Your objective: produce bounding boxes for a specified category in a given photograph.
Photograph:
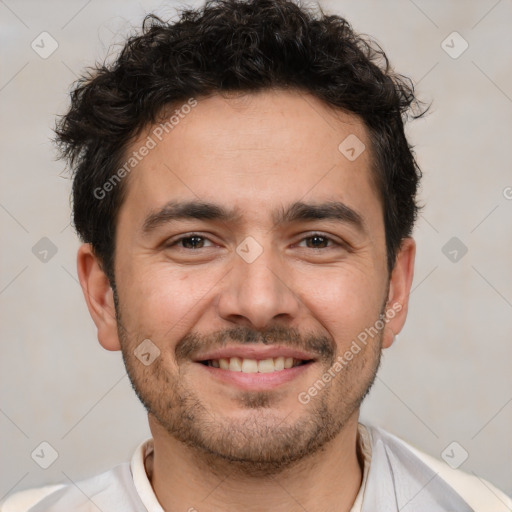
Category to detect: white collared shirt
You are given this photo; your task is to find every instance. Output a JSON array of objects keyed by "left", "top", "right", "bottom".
[{"left": 2, "top": 423, "right": 510, "bottom": 511}]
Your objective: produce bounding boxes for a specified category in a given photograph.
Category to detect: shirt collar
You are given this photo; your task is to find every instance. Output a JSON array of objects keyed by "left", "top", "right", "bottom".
[{"left": 130, "top": 423, "right": 372, "bottom": 512}]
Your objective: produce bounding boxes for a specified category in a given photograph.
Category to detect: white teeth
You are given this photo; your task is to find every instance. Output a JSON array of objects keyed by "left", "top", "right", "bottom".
[
  {"left": 258, "top": 358, "right": 275, "bottom": 373},
  {"left": 207, "top": 356, "right": 307, "bottom": 373},
  {"left": 274, "top": 356, "right": 285, "bottom": 371},
  {"left": 241, "top": 358, "right": 259, "bottom": 373},
  {"left": 229, "top": 357, "right": 242, "bottom": 372}
]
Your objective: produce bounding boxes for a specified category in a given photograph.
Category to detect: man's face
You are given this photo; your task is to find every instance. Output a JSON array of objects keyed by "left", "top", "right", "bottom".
[{"left": 102, "top": 90, "right": 398, "bottom": 472}]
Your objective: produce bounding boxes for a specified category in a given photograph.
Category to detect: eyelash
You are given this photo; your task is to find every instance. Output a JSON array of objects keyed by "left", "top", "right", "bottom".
[{"left": 167, "top": 232, "right": 345, "bottom": 250}]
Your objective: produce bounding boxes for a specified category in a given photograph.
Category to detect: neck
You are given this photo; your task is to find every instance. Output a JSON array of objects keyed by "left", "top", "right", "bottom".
[{"left": 145, "top": 413, "right": 364, "bottom": 512}]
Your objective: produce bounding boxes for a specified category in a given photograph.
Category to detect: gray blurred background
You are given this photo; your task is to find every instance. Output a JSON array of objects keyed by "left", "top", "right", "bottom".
[{"left": 1, "top": 0, "right": 511, "bottom": 501}]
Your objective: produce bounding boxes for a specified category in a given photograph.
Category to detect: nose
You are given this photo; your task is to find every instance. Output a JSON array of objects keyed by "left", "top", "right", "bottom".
[{"left": 216, "top": 240, "right": 301, "bottom": 330}]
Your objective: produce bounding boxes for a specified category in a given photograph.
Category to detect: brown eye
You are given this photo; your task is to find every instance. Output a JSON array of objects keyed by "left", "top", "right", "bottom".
[
  {"left": 298, "top": 234, "right": 339, "bottom": 249},
  {"left": 168, "top": 234, "right": 214, "bottom": 250},
  {"left": 180, "top": 236, "right": 206, "bottom": 249},
  {"left": 304, "top": 235, "right": 330, "bottom": 249}
]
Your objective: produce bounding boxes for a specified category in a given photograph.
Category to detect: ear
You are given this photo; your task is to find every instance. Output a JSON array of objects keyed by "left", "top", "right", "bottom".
[
  {"left": 76, "top": 243, "right": 121, "bottom": 351},
  {"left": 381, "top": 237, "right": 416, "bottom": 349}
]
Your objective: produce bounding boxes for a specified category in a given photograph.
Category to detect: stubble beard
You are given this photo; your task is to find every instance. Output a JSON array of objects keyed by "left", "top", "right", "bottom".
[{"left": 115, "top": 294, "right": 383, "bottom": 477}]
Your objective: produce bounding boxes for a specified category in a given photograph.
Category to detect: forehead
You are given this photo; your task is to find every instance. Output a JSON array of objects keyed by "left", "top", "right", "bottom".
[{"left": 118, "top": 89, "right": 381, "bottom": 232}]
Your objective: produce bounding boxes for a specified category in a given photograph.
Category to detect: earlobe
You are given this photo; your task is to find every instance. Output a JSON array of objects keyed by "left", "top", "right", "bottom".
[
  {"left": 76, "top": 244, "right": 121, "bottom": 351},
  {"left": 382, "top": 238, "right": 416, "bottom": 349}
]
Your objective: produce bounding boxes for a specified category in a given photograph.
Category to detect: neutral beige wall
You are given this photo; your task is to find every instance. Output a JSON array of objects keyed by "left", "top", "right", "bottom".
[{"left": 1, "top": 0, "right": 511, "bottom": 500}]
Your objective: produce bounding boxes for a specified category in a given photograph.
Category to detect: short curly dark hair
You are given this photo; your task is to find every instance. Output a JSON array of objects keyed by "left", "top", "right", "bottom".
[{"left": 55, "top": 0, "right": 424, "bottom": 283}]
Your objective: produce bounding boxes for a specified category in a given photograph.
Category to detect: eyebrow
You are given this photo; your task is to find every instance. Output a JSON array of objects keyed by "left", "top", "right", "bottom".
[{"left": 142, "top": 199, "right": 366, "bottom": 234}]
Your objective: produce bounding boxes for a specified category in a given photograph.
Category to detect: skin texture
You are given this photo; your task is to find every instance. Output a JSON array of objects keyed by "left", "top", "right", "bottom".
[{"left": 77, "top": 89, "right": 415, "bottom": 512}]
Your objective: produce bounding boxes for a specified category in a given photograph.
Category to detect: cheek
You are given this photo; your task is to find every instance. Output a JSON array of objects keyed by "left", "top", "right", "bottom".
[
  {"left": 298, "top": 266, "right": 385, "bottom": 348},
  {"left": 117, "top": 262, "right": 221, "bottom": 336},
  {"left": 116, "top": 246, "right": 387, "bottom": 351}
]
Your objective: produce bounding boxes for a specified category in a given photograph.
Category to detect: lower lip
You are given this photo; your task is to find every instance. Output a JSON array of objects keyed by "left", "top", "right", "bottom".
[{"left": 196, "top": 362, "right": 315, "bottom": 391}]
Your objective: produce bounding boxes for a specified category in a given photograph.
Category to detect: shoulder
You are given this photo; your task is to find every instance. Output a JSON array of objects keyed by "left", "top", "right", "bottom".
[
  {"left": 364, "top": 424, "right": 512, "bottom": 512},
  {"left": 0, "top": 439, "right": 155, "bottom": 512},
  {"left": 0, "top": 463, "right": 137, "bottom": 512},
  {"left": 0, "top": 485, "right": 65, "bottom": 512},
  {"left": 406, "top": 442, "right": 512, "bottom": 512}
]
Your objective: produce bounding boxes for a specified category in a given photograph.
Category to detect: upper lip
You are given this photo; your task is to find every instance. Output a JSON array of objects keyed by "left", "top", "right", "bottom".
[{"left": 193, "top": 345, "right": 317, "bottom": 362}]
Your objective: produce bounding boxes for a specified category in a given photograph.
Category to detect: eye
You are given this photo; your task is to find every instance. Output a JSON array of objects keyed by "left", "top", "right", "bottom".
[
  {"left": 296, "top": 233, "right": 343, "bottom": 250},
  {"left": 165, "top": 232, "right": 346, "bottom": 252},
  {"left": 167, "top": 234, "right": 215, "bottom": 250}
]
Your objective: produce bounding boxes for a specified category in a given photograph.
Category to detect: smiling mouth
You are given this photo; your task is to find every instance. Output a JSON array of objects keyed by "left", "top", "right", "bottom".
[{"left": 199, "top": 356, "right": 313, "bottom": 373}]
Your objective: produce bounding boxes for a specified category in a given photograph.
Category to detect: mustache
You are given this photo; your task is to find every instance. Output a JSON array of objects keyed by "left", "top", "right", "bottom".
[{"left": 175, "top": 325, "right": 335, "bottom": 363}]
